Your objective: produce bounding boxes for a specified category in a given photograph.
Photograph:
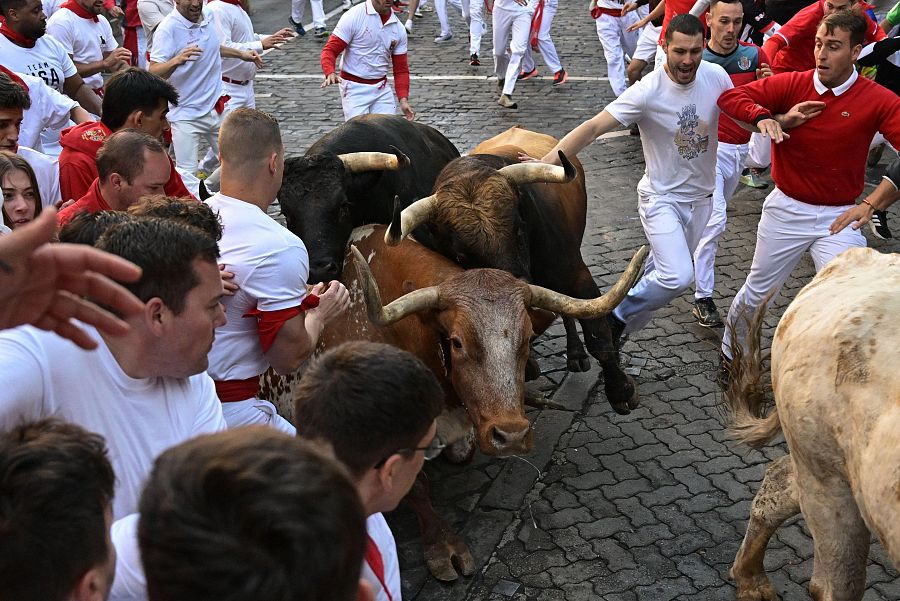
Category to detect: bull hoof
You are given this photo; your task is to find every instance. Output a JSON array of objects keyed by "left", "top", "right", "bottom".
[
  {"left": 606, "top": 376, "right": 639, "bottom": 415},
  {"left": 566, "top": 355, "right": 592, "bottom": 372},
  {"left": 730, "top": 569, "right": 779, "bottom": 601},
  {"left": 424, "top": 536, "right": 476, "bottom": 581}
]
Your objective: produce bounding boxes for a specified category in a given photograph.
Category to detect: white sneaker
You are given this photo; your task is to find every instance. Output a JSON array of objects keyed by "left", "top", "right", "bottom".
[
  {"left": 434, "top": 32, "right": 452, "bottom": 43},
  {"left": 405, "top": 19, "right": 413, "bottom": 32},
  {"left": 414, "top": 7, "right": 423, "bottom": 16},
  {"left": 342, "top": 0, "right": 352, "bottom": 9}
]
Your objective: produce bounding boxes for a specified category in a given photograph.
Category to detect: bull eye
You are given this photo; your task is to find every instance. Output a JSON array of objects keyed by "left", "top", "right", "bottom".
[{"left": 450, "top": 336, "right": 463, "bottom": 350}]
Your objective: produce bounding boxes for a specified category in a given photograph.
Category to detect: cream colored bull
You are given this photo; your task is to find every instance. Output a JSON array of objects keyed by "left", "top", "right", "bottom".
[{"left": 725, "top": 247, "right": 900, "bottom": 601}]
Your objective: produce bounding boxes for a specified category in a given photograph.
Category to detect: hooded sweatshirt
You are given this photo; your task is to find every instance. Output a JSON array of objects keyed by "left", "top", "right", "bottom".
[{"left": 58, "top": 121, "right": 195, "bottom": 201}]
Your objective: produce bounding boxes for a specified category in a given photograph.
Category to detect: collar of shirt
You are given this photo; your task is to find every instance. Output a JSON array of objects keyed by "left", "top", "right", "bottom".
[
  {"left": 171, "top": 7, "right": 210, "bottom": 30},
  {"left": 365, "top": 0, "right": 400, "bottom": 26},
  {"left": 813, "top": 67, "right": 858, "bottom": 96}
]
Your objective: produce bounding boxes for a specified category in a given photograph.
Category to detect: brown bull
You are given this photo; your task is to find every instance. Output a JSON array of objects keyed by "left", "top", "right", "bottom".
[
  {"left": 320, "top": 224, "right": 647, "bottom": 581},
  {"left": 386, "top": 126, "right": 641, "bottom": 415},
  {"left": 725, "top": 247, "right": 900, "bottom": 601}
]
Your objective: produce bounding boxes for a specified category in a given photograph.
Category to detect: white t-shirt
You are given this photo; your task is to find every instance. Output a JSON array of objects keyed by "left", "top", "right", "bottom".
[
  {"left": 205, "top": 193, "right": 309, "bottom": 383},
  {"left": 333, "top": 0, "right": 408, "bottom": 79},
  {"left": 17, "top": 145, "right": 62, "bottom": 207},
  {"left": 206, "top": 0, "right": 262, "bottom": 82},
  {"left": 150, "top": 9, "right": 224, "bottom": 121},
  {"left": 0, "top": 324, "right": 227, "bottom": 519},
  {"left": 46, "top": 7, "right": 118, "bottom": 90},
  {"left": 493, "top": 0, "right": 536, "bottom": 13},
  {"left": 363, "top": 513, "right": 402, "bottom": 601},
  {"left": 42, "top": 0, "right": 64, "bottom": 18},
  {"left": 137, "top": 0, "right": 175, "bottom": 51},
  {"left": 605, "top": 60, "right": 733, "bottom": 199},
  {"left": 0, "top": 33, "right": 78, "bottom": 92},
  {"left": 18, "top": 71, "right": 78, "bottom": 152},
  {"left": 109, "top": 514, "right": 146, "bottom": 601}
]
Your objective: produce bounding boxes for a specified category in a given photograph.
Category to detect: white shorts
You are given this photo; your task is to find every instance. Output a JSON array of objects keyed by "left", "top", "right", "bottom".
[
  {"left": 634, "top": 23, "right": 661, "bottom": 63},
  {"left": 222, "top": 397, "right": 296, "bottom": 435}
]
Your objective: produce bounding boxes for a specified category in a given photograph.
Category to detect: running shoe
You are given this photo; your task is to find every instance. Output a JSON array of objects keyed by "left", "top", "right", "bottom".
[
  {"left": 414, "top": 7, "right": 423, "bottom": 16},
  {"left": 518, "top": 67, "right": 538, "bottom": 80},
  {"left": 497, "top": 94, "right": 517, "bottom": 109},
  {"left": 692, "top": 297, "right": 724, "bottom": 328},
  {"left": 342, "top": 0, "right": 352, "bottom": 8},
  {"left": 470, "top": 53, "right": 480, "bottom": 66},
  {"left": 739, "top": 167, "right": 769, "bottom": 189},
  {"left": 314, "top": 26, "right": 329, "bottom": 38},
  {"left": 869, "top": 209, "right": 893, "bottom": 239},
  {"left": 434, "top": 32, "right": 453, "bottom": 42},
  {"left": 405, "top": 19, "right": 413, "bottom": 32},
  {"left": 289, "top": 17, "right": 306, "bottom": 35},
  {"left": 552, "top": 68, "right": 568, "bottom": 85}
]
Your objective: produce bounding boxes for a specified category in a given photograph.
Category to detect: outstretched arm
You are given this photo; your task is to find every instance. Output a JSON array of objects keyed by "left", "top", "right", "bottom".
[{"left": 537, "top": 111, "right": 625, "bottom": 164}]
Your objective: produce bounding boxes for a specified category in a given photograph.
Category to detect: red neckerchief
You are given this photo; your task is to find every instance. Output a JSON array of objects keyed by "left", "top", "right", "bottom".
[
  {"left": 365, "top": 535, "right": 394, "bottom": 601},
  {"left": 0, "top": 65, "right": 28, "bottom": 91},
  {"left": 209, "top": 0, "right": 246, "bottom": 10},
  {"left": 0, "top": 20, "right": 37, "bottom": 48},
  {"left": 60, "top": 0, "right": 99, "bottom": 22}
]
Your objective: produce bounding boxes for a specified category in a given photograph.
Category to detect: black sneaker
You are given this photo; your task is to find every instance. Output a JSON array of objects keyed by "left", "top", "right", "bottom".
[
  {"left": 869, "top": 210, "right": 893, "bottom": 240},
  {"left": 716, "top": 354, "right": 731, "bottom": 391},
  {"left": 692, "top": 297, "right": 724, "bottom": 328},
  {"left": 606, "top": 313, "right": 626, "bottom": 351},
  {"left": 289, "top": 17, "right": 306, "bottom": 35},
  {"left": 469, "top": 53, "right": 480, "bottom": 66}
]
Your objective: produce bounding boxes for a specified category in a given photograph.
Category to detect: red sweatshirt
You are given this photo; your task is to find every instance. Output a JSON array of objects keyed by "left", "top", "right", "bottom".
[
  {"left": 320, "top": 30, "right": 410, "bottom": 99},
  {"left": 57, "top": 179, "right": 111, "bottom": 227},
  {"left": 58, "top": 121, "right": 195, "bottom": 201},
  {"left": 718, "top": 70, "right": 900, "bottom": 205},
  {"left": 762, "top": 1, "right": 884, "bottom": 74}
]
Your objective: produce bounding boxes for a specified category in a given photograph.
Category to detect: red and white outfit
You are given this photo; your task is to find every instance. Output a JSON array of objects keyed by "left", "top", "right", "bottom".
[
  {"left": 321, "top": 0, "right": 410, "bottom": 121},
  {"left": 605, "top": 61, "right": 732, "bottom": 334},
  {"left": 2, "top": 68, "right": 78, "bottom": 153},
  {"left": 718, "top": 69, "right": 900, "bottom": 359},
  {"left": 363, "top": 513, "right": 402, "bottom": 601},
  {"left": 492, "top": 0, "right": 536, "bottom": 97},
  {"left": 207, "top": 0, "right": 268, "bottom": 111},
  {"left": 591, "top": 0, "right": 642, "bottom": 96},
  {"left": 123, "top": 0, "right": 148, "bottom": 69},
  {"left": 205, "top": 192, "right": 310, "bottom": 434},
  {"left": 150, "top": 8, "right": 225, "bottom": 180},
  {"left": 521, "top": 0, "right": 562, "bottom": 76},
  {"left": 46, "top": 1, "right": 119, "bottom": 94},
  {"left": 137, "top": 0, "right": 176, "bottom": 54},
  {"left": 291, "top": 0, "right": 327, "bottom": 32}
]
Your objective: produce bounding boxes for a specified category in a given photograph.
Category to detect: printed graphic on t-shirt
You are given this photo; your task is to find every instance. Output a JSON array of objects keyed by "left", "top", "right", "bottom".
[{"left": 674, "top": 103, "right": 709, "bottom": 160}]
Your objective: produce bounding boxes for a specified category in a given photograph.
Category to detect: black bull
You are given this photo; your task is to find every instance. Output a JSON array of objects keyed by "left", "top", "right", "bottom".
[{"left": 278, "top": 114, "right": 460, "bottom": 284}]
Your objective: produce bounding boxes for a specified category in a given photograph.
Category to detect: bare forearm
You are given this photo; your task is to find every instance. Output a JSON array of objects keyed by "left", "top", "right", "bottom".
[
  {"left": 74, "top": 59, "right": 108, "bottom": 79},
  {"left": 219, "top": 45, "right": 245, "bottom": 59},
  {"left": 70, "top": 106, "right": 92, "bottom": 123},
  {"left": 545, "top": 110, "right": 622, "bottom": 163},
  {"left": 148, "top": 59, "right": 181, "bottom": 79},
  {"left": 265, "top": 311, "right": 325, "bottom": 375},
  {"left": 71, "top": 84, "right": 102, "bottom": 115}
]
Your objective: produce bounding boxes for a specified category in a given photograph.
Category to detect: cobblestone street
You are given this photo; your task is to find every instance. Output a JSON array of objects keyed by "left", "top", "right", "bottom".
[{"left": 251, "top": 3, "right": 900, "bottom": 599}]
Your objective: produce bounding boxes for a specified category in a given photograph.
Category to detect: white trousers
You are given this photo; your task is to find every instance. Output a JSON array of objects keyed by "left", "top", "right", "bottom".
[
  {"left": 521, "top": 0, "right": 561, "bottom": 74},
  {"left": 170, "top": 108, "right": 220, "bottom": 177},
  {"left": 291, "top": 0, "right": 326, "bottom": 28},
  {"left": 493, "top": 6, "right": 532, "bottom": 96},
  {"left": 595, "top": 11, "right": 640, "bottom": 96},
  {"left": 136, "top": 27, "right": 147, "bottom": 70},
  {"left": 339, "top": 79, "right": 397, "bottom": 121},
  {"left": 744, "top": 131, "right": 771, "bottom": 169},
  {"left": 222, "top": 398, "right": 297, "bottom": 435},
  {"left": 200, "top": 81, "right": 255, "bottom": 177},
  {"left": 613, "top": 192, "right": 713, "bottom": 333},
  {"left": 435, "top": 0, "right": 462, "bottom": 35},
  {"left": 693, "top": 141, "right": 748, "bottom": 299},
  {"left": 460, "top": 0, "right": 484, "bottom": 55},
  {"left": 722, "top": 188, "right": 866, "bottom": 358}
]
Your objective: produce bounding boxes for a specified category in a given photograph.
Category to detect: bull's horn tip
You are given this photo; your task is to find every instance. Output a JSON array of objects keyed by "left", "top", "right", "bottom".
[
  {"left": 389, "top": 145, "right": 410, "bottom": 168},
  {"left": 558, "top": 151, "right": 576, "bottom": 181}
]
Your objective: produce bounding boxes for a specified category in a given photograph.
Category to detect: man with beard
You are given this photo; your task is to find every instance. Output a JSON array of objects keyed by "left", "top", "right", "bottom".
[{"left": 528, "top": 14, "right": 733, "bottom": 350}]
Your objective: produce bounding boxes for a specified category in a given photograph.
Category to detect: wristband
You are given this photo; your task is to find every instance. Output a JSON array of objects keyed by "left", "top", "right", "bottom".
[
  {"left": 860, "top": 198, "right": 876, "bottom": 210},
  {"left": 752, "top": 114, "right": 774, "bottom": 126}
]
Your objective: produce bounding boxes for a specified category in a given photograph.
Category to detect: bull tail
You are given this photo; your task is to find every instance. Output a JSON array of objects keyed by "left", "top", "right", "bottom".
[{"left": 723, "top": 299, "right": 782, "bottom": 448}]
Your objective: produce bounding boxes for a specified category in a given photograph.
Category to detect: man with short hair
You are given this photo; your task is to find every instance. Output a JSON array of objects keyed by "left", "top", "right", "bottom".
[
  {"left": 0, "top": 0, "right": 103, "bottom": 133},
  {"left": 58, "top": 67, "right": 192, "bottom": 201},
  {"left": 294, "top": 341, "right": 445, "bottom": 601},
  {"left": 206, "top": 108, "right": 349, "bottom": 433},
  {"left": 533, "top": 14, "right": 733, "bottom": 350},
  {"left": 45, "top": 0, "right": 132, "bottom": 97},
  {"left": 148, "top": 0, "right": 261, "bottom": 183},
  {"left": 0, "top": 419, "right": 117, "bottom": 601},
  {"left": 717, "top": 11, "right": 900, "bottom": 369},
  {"left": 0, "top": 71, "right": 63, "bottom": 207},
  {"left": 690, "top": 0, "right": 771, "bottom": 328},
  {"left": 0, "top": 217, "right": 227, "bottom": 522},
  {"left": 139, "top": 427, "right": 371, "bottom": 601},
  {"left": 57, "top": 129, "right": 171, "bottom": 226}
]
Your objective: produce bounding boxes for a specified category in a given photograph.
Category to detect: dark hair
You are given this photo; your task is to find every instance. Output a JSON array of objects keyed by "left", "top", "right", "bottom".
[
  {"left": 218, "top": 108, "right": 282, "bottom": 168},
  {"left": 0, "top": 0, "right": 28, "bottom": 20},
  {"left": 709, "top": 0, "right": 742, "bottom": 10},
  {"left": 0, "top": 150, "right": 42, "bottom": 227},
  {"left": 820, "top": 11, "right": 866, "bottom": 46},
  {"left": 665, "top": 13, "right": 705, "bottom": 42},
  {"left": 294, "top": 341, "right": 444, "bottom": 478},
  {"left": 96, "top": 129, "right": 166, "bottom": 183},
  {"left": 95, "top": 217, "right": 218, "bottom": 314},
  {"left": 57, "top": 210, "right": 134, "bottom": 245},
  {"left": 0, "top": 72, "right": 31, "bottom": 110},
  {"left": 0, "top": 419, "right": 114, "bottom": 601},
  {"left": 101, "top": 68, "right": 178, "bottom": 131},
  {"left": 139, "top": 427, "right": 366, "bottom": 601},
  {"left": 128, "top": 195, "right": 222, "bottom": 241}
]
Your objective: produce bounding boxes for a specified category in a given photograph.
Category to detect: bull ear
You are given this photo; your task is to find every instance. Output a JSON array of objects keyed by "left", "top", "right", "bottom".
[
  {"left": 198, "top": 179, "right": 211, "bottom": 201},
  {"left": 384, "top": 194, "right": 437, "bottom": 246},
  {"left": 388, "top": 145, "right": 411, "bottom": 169},
  {"left": 527, "top": 246, "right": 649, "bottom": 318},
  {"left": 338, "top": 152, "right": 405, "bottom": 173},
  {"left": 351, "top": 245, "right": 441, "bottom": 326}
]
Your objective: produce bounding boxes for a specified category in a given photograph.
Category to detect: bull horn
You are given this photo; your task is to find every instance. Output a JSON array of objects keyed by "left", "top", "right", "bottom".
[
  {"left": 527, "top": 246, "right": 649, "bottom": 319},
  {"left": 351, "top": 245, "right": 441, "bottom": 326},
  {"left": 338, "top": 146, "right": 410, "bottom": 173},
  {"left": 384, "top": 193, "right": 437, "bottom": 246},
  {"left": 497, "top": 151, "right": 577, "bottom": 185}
]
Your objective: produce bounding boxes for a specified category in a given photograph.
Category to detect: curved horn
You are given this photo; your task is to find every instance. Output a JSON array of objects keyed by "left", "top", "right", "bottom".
[
  {"left": 338, "top": 150, "right": 407, "bottom": 173},
  {"left": 497, "top": 151, "right": 577, "bottom": 185},
  {"left": 350, "top": 245, "right": 441, "bottom": 326},
  {"left": 527, "top": 246, "right": 650, "bottom": 319},
  {"left": 384, "top": 193, "right": 437, "bottom": 246}
]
